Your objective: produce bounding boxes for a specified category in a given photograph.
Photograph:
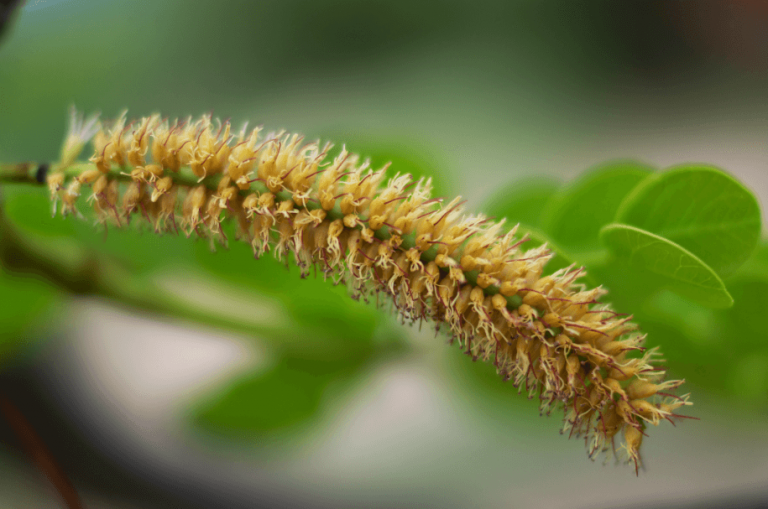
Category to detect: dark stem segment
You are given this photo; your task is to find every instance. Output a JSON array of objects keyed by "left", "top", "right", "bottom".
[
  {"left": 0, "top": 162, "right": 40, "bottom": 182},
  {"left": 0, "top": 390, "right": 85, "bottom": 509}
]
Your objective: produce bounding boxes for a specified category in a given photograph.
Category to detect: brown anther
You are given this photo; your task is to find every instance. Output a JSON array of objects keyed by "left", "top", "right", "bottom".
[
  {"left": 449, "top": 266, "right": 466, "bottom": 284},
  {"left": 518, "top": 304, "right": 535, "bottom": 320},
  {"left": 455, "top": 285, "right": 473, "bottom": 314}
]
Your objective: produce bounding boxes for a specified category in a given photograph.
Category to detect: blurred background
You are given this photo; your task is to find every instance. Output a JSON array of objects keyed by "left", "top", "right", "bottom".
[{"left": 1, "top": 1, "right": 767, "bottom": 508}]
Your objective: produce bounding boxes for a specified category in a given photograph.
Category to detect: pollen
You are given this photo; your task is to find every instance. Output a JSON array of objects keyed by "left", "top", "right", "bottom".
[{"left": 45, "top": 110, "right": 692, "bottom": 473}]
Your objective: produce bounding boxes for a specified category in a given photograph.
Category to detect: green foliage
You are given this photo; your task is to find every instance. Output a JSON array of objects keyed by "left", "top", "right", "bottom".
[
  {"left": 539, "top": 160, "right": 654, "bottom": 255},
  {"left": 192, "top": 355, "right": 370, "bottom": 437},
  {"left": 616, "top": 165, "right": 761, "bottom": 277},
  {"left": 482, "top": 162, "right": 767, "bottom": 405},
  {"left": 481, "top": 176, "right": 592, "bottom": 282},
  {"left": 640, "top": 248, "right": 768, "bottom": 403},
  {"left": 192, "top": 223, "right": 383, "bottom": 361},
  {"left": 0, "top": 186, "right": 60, "bottom": 361},
  {"left": 482, "top": 176, "right": 559, "bottom": 229},
  {"left": 0, "top": 270, "right": 59, "bottom": 361},
  {"left": 487, "top": 162, "right": 761, "bottom": 310},
  {"left": 600, "top": 224, "right": 733, "bottom": 309}
]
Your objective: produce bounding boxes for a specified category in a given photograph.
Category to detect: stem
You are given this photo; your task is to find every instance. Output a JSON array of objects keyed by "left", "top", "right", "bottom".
[
  {"left": 0, "top": 162, "right": 43, "bottom": 183},
  {"left": 0, "top": 161, "right": 524, "bottom": 310},
  {"left": 0, "top": 389, "right": 84, "bottom": 509}
]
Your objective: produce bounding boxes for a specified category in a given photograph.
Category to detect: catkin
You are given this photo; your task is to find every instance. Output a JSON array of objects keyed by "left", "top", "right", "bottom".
[{"left": 48, "top": 110, "right": 692, "bottom": 473}]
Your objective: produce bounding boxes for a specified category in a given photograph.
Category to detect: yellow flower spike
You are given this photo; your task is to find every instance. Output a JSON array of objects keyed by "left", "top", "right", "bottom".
[{"left": 38, "top": 110, "right": 694, "bottom": 474}]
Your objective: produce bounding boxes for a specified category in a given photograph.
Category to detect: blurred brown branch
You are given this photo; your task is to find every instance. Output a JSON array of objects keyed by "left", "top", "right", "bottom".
[{"left": 0, "top": 388, "right": 84, "bottom": 509}]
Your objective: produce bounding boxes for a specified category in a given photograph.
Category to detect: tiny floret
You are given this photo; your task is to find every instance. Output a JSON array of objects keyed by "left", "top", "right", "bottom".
[{"left": 59, "top": 106, "right": 101, "bottom": 170}]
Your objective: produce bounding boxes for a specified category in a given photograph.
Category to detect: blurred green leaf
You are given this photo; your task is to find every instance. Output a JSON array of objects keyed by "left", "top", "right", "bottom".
[
  {"left": 587, "top": 255, "right": 663, "bottom": 311},
  {"left": 615, "top": 165, "right": 761, "bottom": 277},
  {"left": 191, "top": 354, "right": 372, "bottom": 437},
  {"left": 0, "top": 270, "right": 59, "bottom": 361},
  {"left": 641, "top": 268, "right": 768, "bottom": 403},
  {"left": 587, "top": 242, "right": 768, "bottom": 402},
  {"left": 1, "top": 183, "right": 196, "bottom": 273},
  {"left": 482, "top": 176, "right": 560, "bottom": 229},
  {"left": 728, "top": 353, "right": 768, "bottom": 404},
  {"left": 739, "top": 239, "right": 768, "bottom": 278},
  {"left": 721, "top": 277, "right": 767, "bottom": 344},
  {"left": 481, "top": 177, "right": 596, "bottom": 281},
  {"left": 539, "top": 160, "right": 654, "bottom": 254},
  {"left": 2, "top": 184, "right": 77, "bottom": 238},
  {"left": 600, "top": 223, "right": 733, "bottom": 308}
]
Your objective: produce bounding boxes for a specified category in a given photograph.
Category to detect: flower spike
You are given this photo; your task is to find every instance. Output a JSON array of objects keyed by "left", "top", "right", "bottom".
[{"left": 46, "top": 110, "right": 692, "bottom": 473}]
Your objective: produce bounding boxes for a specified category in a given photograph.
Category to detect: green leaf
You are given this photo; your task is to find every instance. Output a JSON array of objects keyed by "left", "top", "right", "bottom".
[
  {"left": 2, "top": 184, "right": 78, "bottom": 239},
  {"left": 615, "top": 165, "right": 762, "bottom": 277},
  {"left": 0, "top": 270, "right": 60, "bottom": 361},
  {"left": 539, "top": 160, "right": 654, "bottom": 253},
  {"left": 739, "top": 240, "right": 768, "bottom": 278},
  {"left": 600, "top": 223, "right": 733, "bottom": 308},
  {"left": 480, "top": 176, "right": 598, "bottom": 279},
  {"left": 720, "top": 276, "right": 768, "bottom": 347},
  {"left": 191, "top": 355, "right": 367, "bottom": 437},
  {"left": 2, "top": 183, "right": 196, "bottom": 274},
  {"left": 640, "top": 271, "right": 768, "bottom": 403},
  {"left": 482, "top": 176, "right": 560, "bottom": 229},
  {"left": 728, "top": 353, "right": 768, "bottom": 404}
]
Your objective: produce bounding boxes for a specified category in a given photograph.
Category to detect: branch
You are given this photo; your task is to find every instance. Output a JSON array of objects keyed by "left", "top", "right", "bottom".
[{"left": 0, "top": 389, "right": 84, "bottom": 509}]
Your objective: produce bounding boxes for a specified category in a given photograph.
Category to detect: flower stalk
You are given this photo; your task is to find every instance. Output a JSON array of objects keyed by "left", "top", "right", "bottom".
[{"left": 0, "top": 110, "right": 693, "bottom": 473}]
